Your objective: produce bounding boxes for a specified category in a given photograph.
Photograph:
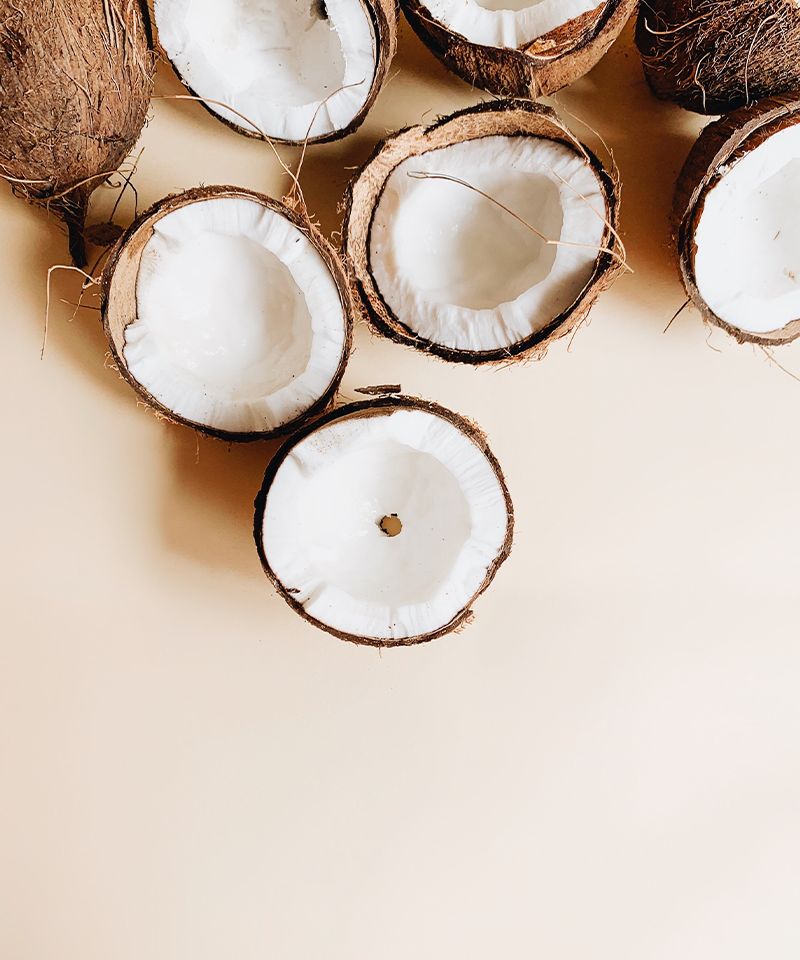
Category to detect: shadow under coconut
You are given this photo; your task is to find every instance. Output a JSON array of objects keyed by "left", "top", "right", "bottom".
[
  {"left": 551, "top": 21, "right": 709, "bottom": 327},
  {"left": 160, "top": 425, "right": 285, "bottom": 577},
  {"left": 21, "top": 211, "right": 136, "bottom": 405}
]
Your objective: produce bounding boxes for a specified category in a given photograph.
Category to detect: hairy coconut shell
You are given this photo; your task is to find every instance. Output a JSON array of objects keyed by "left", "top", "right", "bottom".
[
  {"left": 674, "top": 93, "right": 800, "bottom": 344},
  {"left": 343, "top": 99, "right": 623, "bottom": 365},
  {"left": 100, "top": 185, "right": 356, "bottom": 441},
  {"left": 636, "top": 0, "right": 800, "bottom": 115},
  {"left": 155, "top": 0, "right": 398, "bottom": 145},
  {"left": 401, "top": 0, "right": 637, "bottom": 99},
  {"left": 253, "top": 394, "right": 514, "bottom": 647},
  {"left": 0, "top": 0, "right": 155, "bottom": 267}
]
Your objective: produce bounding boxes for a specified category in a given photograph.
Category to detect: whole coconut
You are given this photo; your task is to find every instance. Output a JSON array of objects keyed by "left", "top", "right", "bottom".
[
  {"left": 0, "top": 0, "right": 155, "bottom": 266},
  {"left": 636, "top": 0, "right": 800, "bottom": 115}
]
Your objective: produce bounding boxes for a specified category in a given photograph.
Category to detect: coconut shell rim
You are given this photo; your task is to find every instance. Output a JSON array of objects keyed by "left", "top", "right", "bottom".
[
  {"left": 153, "top": 0, "right": 397, "bottom": 146},
  {"left": 253, "top": 394, "right": 515, "bottom": 647},
  {"left": 675, "top": 93, "right": 800, "bottom": 345},
  {"left": 400, "top": 0, "right": 637, "bottom": 99},
  {"left": 100, "top": 184, "right": 355, "bottom": 442},
  {"left": 342, "top": 98, "right": 623, "bottom": 365}
]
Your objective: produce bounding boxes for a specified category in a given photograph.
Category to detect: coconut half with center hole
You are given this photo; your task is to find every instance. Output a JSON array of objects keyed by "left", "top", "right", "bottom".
[
  {"left": 254, "top": 395, "right": 513, "bottom": 646},
  {"left": 153, "top": 0, "right": 397, "bottom": 143},
  {"left": 636, "top": 0, "right": 800, "bottom": 115},
  {"left": 344, "top": 100, "right": 622, "bottom": 363},
  {"left": 401, "top": 0, "right": 636, "bottom": 99},
  {"left": 675, "top": 94, "right": 800, "bottom": 345},
  {"left": 101, "top": 186, "right": 354, "bottom": 439}
]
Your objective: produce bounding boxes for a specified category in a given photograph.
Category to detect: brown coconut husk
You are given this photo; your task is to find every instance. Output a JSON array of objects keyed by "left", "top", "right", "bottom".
[
  {"left": 342, "top": 98, "right": 624, "bottom": 365},
  {"left": 100, "top": 185, "right": 356, "bottom": 441},
  {"left": 636, "top": 0, "right": 800, "bottom": 115},
  {"left": 253, "top": 394, "right": 514, "bottom": 647},
  {"left": 0, "top": 0, "right": 155, "bottom": 267},
  {"left": 155, "top": 0, "right": 399, "bottom": 145},
  {"left": 674, "top": 93, "right": 800, "bottom": 344},
  {"left": 401, "top": 0, "right": 637, "bottom": 99}
]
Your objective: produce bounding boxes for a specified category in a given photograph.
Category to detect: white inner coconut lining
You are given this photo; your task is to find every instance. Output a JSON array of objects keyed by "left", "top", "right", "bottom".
[
  {"left": 693, "top": 123, "right": 800, "bottom": 335},
  {"left": 126, "top": 197, "right": 346, "bottom": 434},
  {"left": 155, "top": 0, "right": 376, "bottom": 141},
  {"left": 262, "top": 409, "right": 509, "bottom": 641},
  {"left": 424, "top": 0, "right": 603, "bottom": 48},
  {"left": 369, "top": 135, "right": 607, "bottom": 353}
]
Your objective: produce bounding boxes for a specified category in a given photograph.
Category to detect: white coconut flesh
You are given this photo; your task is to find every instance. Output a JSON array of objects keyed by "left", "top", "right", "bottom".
[
  {"left": 422, "top": 0, "right": 603, "bottom": 48},
  {"left": 155, "top": 0, "right": 376, "bottom": 141},
  {"left": 369, "top": 135, "right": 607, "bottom": 353},
  {"left": 125, "top": 196, "right": 347, "bottom": 434},
  {"left": 693, "top": 123, "right": 800, "bottom": 335},
  {"left": 261, "top": 409, "right": 510, "bottom": 640}
]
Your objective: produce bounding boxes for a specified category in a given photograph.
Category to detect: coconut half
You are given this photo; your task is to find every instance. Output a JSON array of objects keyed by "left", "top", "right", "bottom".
[
  {"left": 675, "top": 95, "right": 800, "bottom": 345},
  {"left": 636, "top": 0, "right": 800, "bottom": 115},
  {"left": 254, "top": 395, "right": 513, "bottom": 646},
  {"left": 101, "top": 186, "right": 354, "bottom": 440},
  {"left": 344, "top": 100, "right": 622, "bottom": 363},
  {"left": 153, "top": 0, "right": 397, "bottom": 143},
  {"left": 401, "top": 0, "right": 636, "bottom": 99}
]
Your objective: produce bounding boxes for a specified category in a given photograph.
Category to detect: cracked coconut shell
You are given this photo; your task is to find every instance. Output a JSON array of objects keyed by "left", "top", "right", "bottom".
[
  {"left": 343, "top": 98, "right": 623, "bottom": 364},
  {"left": 675, "top": 93, "right": 800, "bottom": 344},
  {"left": 402, "top": 0, "right": 637, "bottom": 100}
]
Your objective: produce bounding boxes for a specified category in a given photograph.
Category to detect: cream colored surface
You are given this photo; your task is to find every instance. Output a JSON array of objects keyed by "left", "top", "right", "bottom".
[{"left": 2, "top": 20, "right": 800, "bottom": 960}]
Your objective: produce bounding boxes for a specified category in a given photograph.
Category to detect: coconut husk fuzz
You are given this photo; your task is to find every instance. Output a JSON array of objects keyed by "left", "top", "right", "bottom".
[
  {"left": 401, "top": 0, "right": 637, "bottom": 99},
  {"left": 0, "top": 0, "right": 155, "bottom": 267},
  {"left": 342, "top": 98, "right": 623, "bottom": 365},
  {"left": 636, "top": 0, "right": 800, "bottom": 115},
  {"left": 253, "top": 394, "right": 514, "bottom": 647},
  {"left": 156, "top": 0, "right": 398, "bottom": 145},
  {"left": 674, "top": 93, "right": 800, "bottom": 344},
  {"left": 100, "top": 185, "right": 356, "bottom": 440}
]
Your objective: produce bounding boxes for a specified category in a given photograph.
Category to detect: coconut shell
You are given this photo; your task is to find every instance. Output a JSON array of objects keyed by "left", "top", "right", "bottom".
[
  {"left": 100, "top": 185, "right": 356, "bottom": 441},
  {"left": 155, "top": 0, "right": 398, "bottom": 145},
  {"left": 0, "top": 0, "right": 155, "bottom": 267},
  {"left": 636, "top": 0, "right": 800, "bottom": 115},
  {"left": 342, "top": 98, "right": 623, "bottom": 365},
  {"left": 401, "top": 0, "right": 637, "bottom": 99},
  {"left": 253, "top": 394, "right": 514, "bottom": 647},
  {"left": 674, "top": 93, "right": 800, "bottom": 344}
]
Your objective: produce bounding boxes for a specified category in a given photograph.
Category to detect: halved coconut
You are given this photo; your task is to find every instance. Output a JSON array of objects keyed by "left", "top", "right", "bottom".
[
  {"left": 675, "top": 95, "right": 800, "bottom": 345},
  {"left": 101, "top": 186, "right": 354, "bottom": 440},
  {"left": 254, "top": 395, "right": 513, "bottom": 646},
  {"left": 153, "top": 0, "right": 397, "bottom": 143},
  {"left": 402, "top": 0, "right": 637, "bottom": 99},
  {"left": 344, "top": 100, "right": 622, "bottom": 363},
  {"left": 636, "top": 0, "right": 800, "bottom": 115}
]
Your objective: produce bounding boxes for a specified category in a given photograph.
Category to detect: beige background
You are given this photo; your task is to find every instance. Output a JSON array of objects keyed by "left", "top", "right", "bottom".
[{"left": 2, "top": 16, "right": 800, "bottom": 960}]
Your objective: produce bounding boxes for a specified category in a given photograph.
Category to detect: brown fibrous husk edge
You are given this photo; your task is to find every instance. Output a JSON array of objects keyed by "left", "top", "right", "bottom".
[
  {"left": 0, "top": 0, "right": 155, "bottom": 267},
  {"left": 155, "top": 0, "right": 399, "bottom": 146},
  {"left": 636, "top": 0, "right": 800, "bottom": 115},
  {"left": 401, "top": 0, "right": 637, "bottom": 99},
  {"left": 100, "top": 185, "right": 356, "bottom": 441},
  {"left": 674, "top": 92, "right": 800, "bottom": 344},
  {"left": 253, "top": 394, "right": 515, "bottom": 647},
  {"left": 342, "top": 98, "right": 624, "bottom": 365}
]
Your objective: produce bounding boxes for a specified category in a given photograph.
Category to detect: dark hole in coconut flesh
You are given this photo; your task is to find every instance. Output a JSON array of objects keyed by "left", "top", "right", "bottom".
[
  {"left": 379, "top": 514, "right": 402, "bottom": 537},
  {"left": 312, "top": 0, "right": 329, "bottom": 21}
]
